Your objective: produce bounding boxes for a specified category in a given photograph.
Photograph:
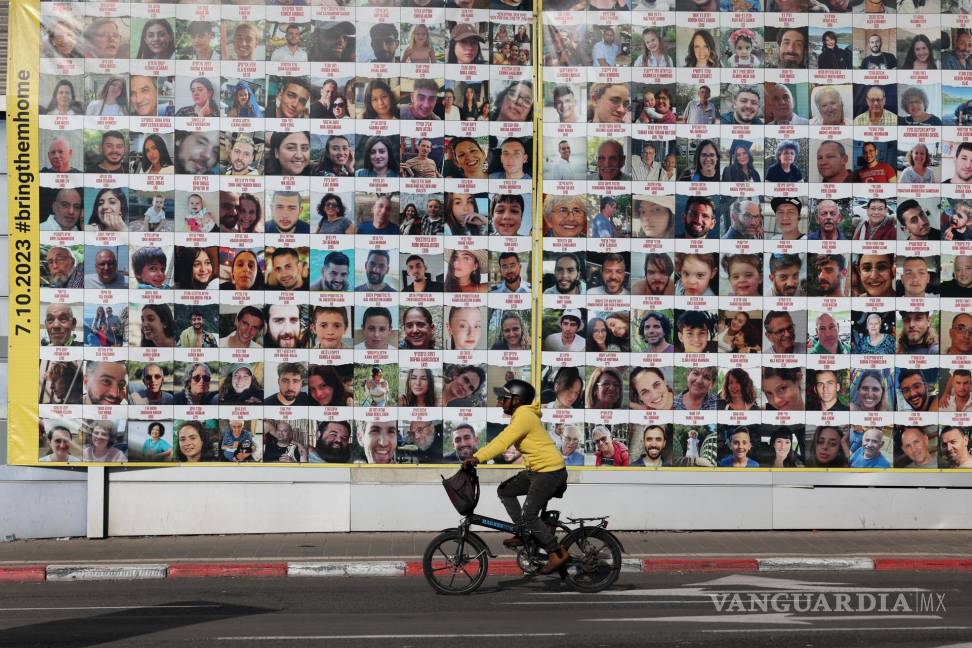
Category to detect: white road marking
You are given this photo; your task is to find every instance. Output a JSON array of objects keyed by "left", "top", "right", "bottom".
[
  {"left": 216, "top": 634, "right": 567, "bottom": 641},
  {"left": 583, "top": 614, "right": 944, "bottom": 626},
  {"left": 502, "top": 600, "right": 701, "bottom": 605},
  {"left": 0, "top": 605, "right": 221, "bottom": 611},
  {"left": 702, "top": 626, "right": 972, "bottom": 634},
  {"left": 684, "top": 574, "right": 932, "bottom": 593}
]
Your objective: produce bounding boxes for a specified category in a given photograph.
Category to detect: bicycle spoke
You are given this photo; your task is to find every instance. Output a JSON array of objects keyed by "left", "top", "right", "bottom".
[
  {"left": 457, "top": 562, "right": 477, "bottom": 581},
  {"left": 431, "top": 541, "right": 481, "bottom": 588},
  {"left": 430, "top": 564, "right": 460, "bottom": 574},
  {"left": 568, "top": 537, "right": 612, "bottom": 582},
  {"left": 423, "top": 532, "right": 489, "bottom": 594}
]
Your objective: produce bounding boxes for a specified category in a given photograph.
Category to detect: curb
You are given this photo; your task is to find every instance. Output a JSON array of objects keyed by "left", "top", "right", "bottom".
[
  {"left": 643, "top": 558, "right": 759, "bottom": 573},
  {"left": 290, "top": 561, "right": 407, "bottom": 577},
  {"left": 0, "top": 565, "right": 46, "bottom": 582},
  {"left": 758, "top": 557, "right": 874, "bottom": 571},
  {"left": 4, "top": 556, "right": 972, "bottom": 583},
  {"left": 168, "top": 562, "right": 288, "bottom": 579},
  {"left": 45, "top": 564, "right": 167, "bottom": 582},
  {"left": 873, "top": 557, "right": 972, "bottom": 571}
]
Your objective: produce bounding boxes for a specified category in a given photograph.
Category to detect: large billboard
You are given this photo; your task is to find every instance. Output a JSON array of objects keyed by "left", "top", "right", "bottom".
[{"left": 8, "top": 0, "right": 972, "bottom": 472}]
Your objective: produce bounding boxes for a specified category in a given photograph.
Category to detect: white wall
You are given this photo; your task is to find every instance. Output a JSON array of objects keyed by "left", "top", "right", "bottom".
[
  {"left": 108, "top": 466, "right": 352, "bottom": 536},
  {"left": 97, "top": 467, "right": 972, "bottom": 536},
  {"left": 4, "top": 466, "right": 972, "bottom": 538},
  {"left": 0, "top": 465, "right": 87, "bottom": 538}
]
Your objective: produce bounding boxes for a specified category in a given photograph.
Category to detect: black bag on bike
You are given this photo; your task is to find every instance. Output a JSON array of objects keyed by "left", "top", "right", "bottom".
[{"left": 441, "top": 467, "right": 480, "bottom": 515}]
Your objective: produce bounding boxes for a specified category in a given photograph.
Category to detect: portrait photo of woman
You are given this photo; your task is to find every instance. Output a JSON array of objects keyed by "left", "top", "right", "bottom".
[
  {"left": 444, "top": 251, "right": 487, "bottom": 293},
  {"left": 44, "top": 79, "right": 83, "bottom": 115},
  {"left": 87, "top": 188, "right": 129, "bottom": 232},
  {"left": 43, "top": 17, "right": 82, "bottom": 59},
  {"left": 717, "top": 368, "right": 759, "bottom": 411},
  {"left": 448, "top": 23, "right": 487, "bottom": 64},
  {"left": 314, "top": 135, "right": 355, "bottom": 177},
  {"left": 849, "top": 311, "right": 892, "bottom": 354},
  {"left": 85, "top": 76, "right": 127, "bottom": 116},
  {"left": 444, "top": 193, "right": 488, "bottom": 236},
  {"left": 805, "top": 426, "right": 849, "bottom": 468},
  {"left": 633, "top": 27, "right": 673, "bottom": 67},
  {"left": 219, "top": 249, "right": 265, "bottom": 291},
  {"left": 218, "top": 364, "right": 264, "bottom": 405},
  {"left": 82, "top": 420, "right": 127, "bottom": 463},
  {"left": 402, "top": 24, "right": 438, "bottom": 63},
  {"left": 135, "top": 18, "right": 175, "bottom": 59},
  {"left": 684, "top": 29, "right": 719, "bottom": 68},
  {"left": 356, "top": 136, "right": 400, "bottom": 178},
  {"left": 445, "top": 137, "right": 488, "bottom": 179},
  {"left": 585, "top": 367, "right": 625, "bottom": 410},
  {"left": 765, "top": 140, "right": 803, "bottom": 182},
  {"left": 398, "top": 368, "right": 438, "bottom": 407},
  {"left": 849, "top": 369, "right": 892, "bottom": 412},
  {"left": 175, "top": 77, "right": 219, "bottom": 117},
  {"left": 173, "top": 363, "right": 218, "bottom": 406},
  {"left": 490, "top": 311, "right": 530, "bottom": 350},
  {"left": 315, "top": 193, "right": 354, "bottom": 234},
  {"left": 492, "top": 80, "right": 534, "bottom": 122},
  {"left": 543, "top": 366, "right": 583, "bottom": 410},
  {"left": 175, "top": 421, "right": 217, "bottom": 462},
  {"left": 629, "top": 367, "right": 674, "bottom": 411},
  {"left": 721, "top": 139, "right": 761, "bottom": 182},
  {"left": 678, "top": 140, "right": 720, "bottom": 182},
  {"left": 265, "top": 131, "right": 312, "bottom": 176},
  {"left": 309, "top": 365, "right": 354, "bottom": 407},
  {"left": 175, "top": 246, "right": 219, "bottom": 290},
  {"left": 225, "top": 80, "right": 264, "bottom": 118},
  {"left": 132, "top": 134, "right": 174, "bottom": 174},
  {"left": 39, "top": 423, "right": 79, "bottom": 462},
  {"left": 361, "top": 79, "right": 399, "bottom": 120}
]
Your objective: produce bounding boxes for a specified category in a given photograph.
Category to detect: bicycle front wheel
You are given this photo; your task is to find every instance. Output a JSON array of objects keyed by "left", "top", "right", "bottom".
[
  {"left": 422, "top": 530, "right": 489, "bottom": 595},
  {"left": 562, "top": 528, "right": 622, "bottom": 593}
]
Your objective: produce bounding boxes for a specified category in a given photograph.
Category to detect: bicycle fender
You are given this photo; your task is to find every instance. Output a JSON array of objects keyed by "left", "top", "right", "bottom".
[
  {"left": 437, "top": 527, "right": 497, "bottom": 555},
  {"left": 465, "top": 530, "right": 497, "bottom": 558},
  {"left": 564, "top": 528, "right": 626, "bottom": 555},
  {"left": 611, "top": 534, "right": 626, "bottom": 554}
]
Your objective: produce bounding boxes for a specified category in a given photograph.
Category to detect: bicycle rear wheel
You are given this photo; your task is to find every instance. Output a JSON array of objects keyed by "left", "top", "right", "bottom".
[
  {"left": 422, "top": 530, "right": 489, "bottom": 595},
  {"left": 561, "top": 528, "right": 622, "bottom": 593}
]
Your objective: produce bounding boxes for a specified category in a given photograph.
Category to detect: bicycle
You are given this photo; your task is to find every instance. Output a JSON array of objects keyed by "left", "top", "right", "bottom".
[{"left": 423, "top": 466, "right": 624, "bottom": 595}]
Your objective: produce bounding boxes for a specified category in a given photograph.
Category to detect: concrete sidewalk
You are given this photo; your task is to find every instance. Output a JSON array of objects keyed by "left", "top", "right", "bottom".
[{"left": 1, "top": 530, "right": 970, "bottom": 582}]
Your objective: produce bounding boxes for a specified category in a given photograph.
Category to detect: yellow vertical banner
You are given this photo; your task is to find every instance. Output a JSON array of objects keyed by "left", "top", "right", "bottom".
[
  {"left": 532, "top": 0, "right": 543, "bottom": 386},
  {"left": 7, "top": 0, "right": 42, "bottom": 465}
]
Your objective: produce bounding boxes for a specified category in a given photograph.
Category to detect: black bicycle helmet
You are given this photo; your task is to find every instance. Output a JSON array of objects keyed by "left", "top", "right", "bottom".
[{"left": 500, "top": 379, "right": 536, "bottom": 404}]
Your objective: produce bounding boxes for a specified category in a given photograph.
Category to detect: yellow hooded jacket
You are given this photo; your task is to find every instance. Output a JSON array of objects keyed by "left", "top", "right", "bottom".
[{"left": 473, "top": 402, "right": 566, "bottom": 472}]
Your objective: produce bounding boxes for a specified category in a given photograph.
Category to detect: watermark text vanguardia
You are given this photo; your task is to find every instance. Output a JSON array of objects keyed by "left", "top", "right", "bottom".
[{"left": 710, "top": 591, "right": 947, "bottom": 615}]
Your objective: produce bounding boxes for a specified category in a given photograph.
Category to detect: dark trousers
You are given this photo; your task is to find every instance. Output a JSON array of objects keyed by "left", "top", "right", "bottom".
[{"left": 497, "top": 469, "right": 568, "bottom": 554}]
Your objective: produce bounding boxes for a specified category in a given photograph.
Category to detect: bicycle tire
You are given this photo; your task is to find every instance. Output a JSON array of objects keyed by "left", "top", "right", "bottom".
[
  {"left": 561, "top": 528, "right": 622, "bottom": 593},
  {"left": 422, "top": 529, "right": 490, "bottom": 595}
]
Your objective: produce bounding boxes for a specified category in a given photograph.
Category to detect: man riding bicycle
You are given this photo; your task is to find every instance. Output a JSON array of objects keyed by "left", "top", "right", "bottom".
[{"left": 463, "top": 379, "right": 570, "bottom": 574}]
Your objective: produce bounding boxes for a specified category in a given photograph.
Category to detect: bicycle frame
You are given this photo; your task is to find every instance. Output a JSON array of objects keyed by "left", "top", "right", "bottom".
[
  {"left": 465, "top": 513, "right": 517, "bottom": 535},
  {"left": 426, "top": 468, "right": 624, "bottom": 594},
  {"left": 459, "top": 511, "right": 623, "bottom": 554}
]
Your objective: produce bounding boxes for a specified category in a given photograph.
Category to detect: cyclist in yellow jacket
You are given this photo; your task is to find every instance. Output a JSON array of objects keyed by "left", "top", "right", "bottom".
[{"left": 464, "top": 379, "right": 569, "bottom": 574}]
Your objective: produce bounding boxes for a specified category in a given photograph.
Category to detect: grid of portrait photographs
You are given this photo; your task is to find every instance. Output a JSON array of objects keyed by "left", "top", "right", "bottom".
[
  {"left": 36, "top": 0, "right": 535, "bottom": 465},
  {"left": 540, "top": 0, "right": 972, "bottom": 470}
]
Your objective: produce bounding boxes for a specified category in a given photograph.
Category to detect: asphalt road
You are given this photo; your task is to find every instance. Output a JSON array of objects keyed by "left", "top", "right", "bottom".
[{"left": 1, "top": 571, "right": 971, "bottom": 648}]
